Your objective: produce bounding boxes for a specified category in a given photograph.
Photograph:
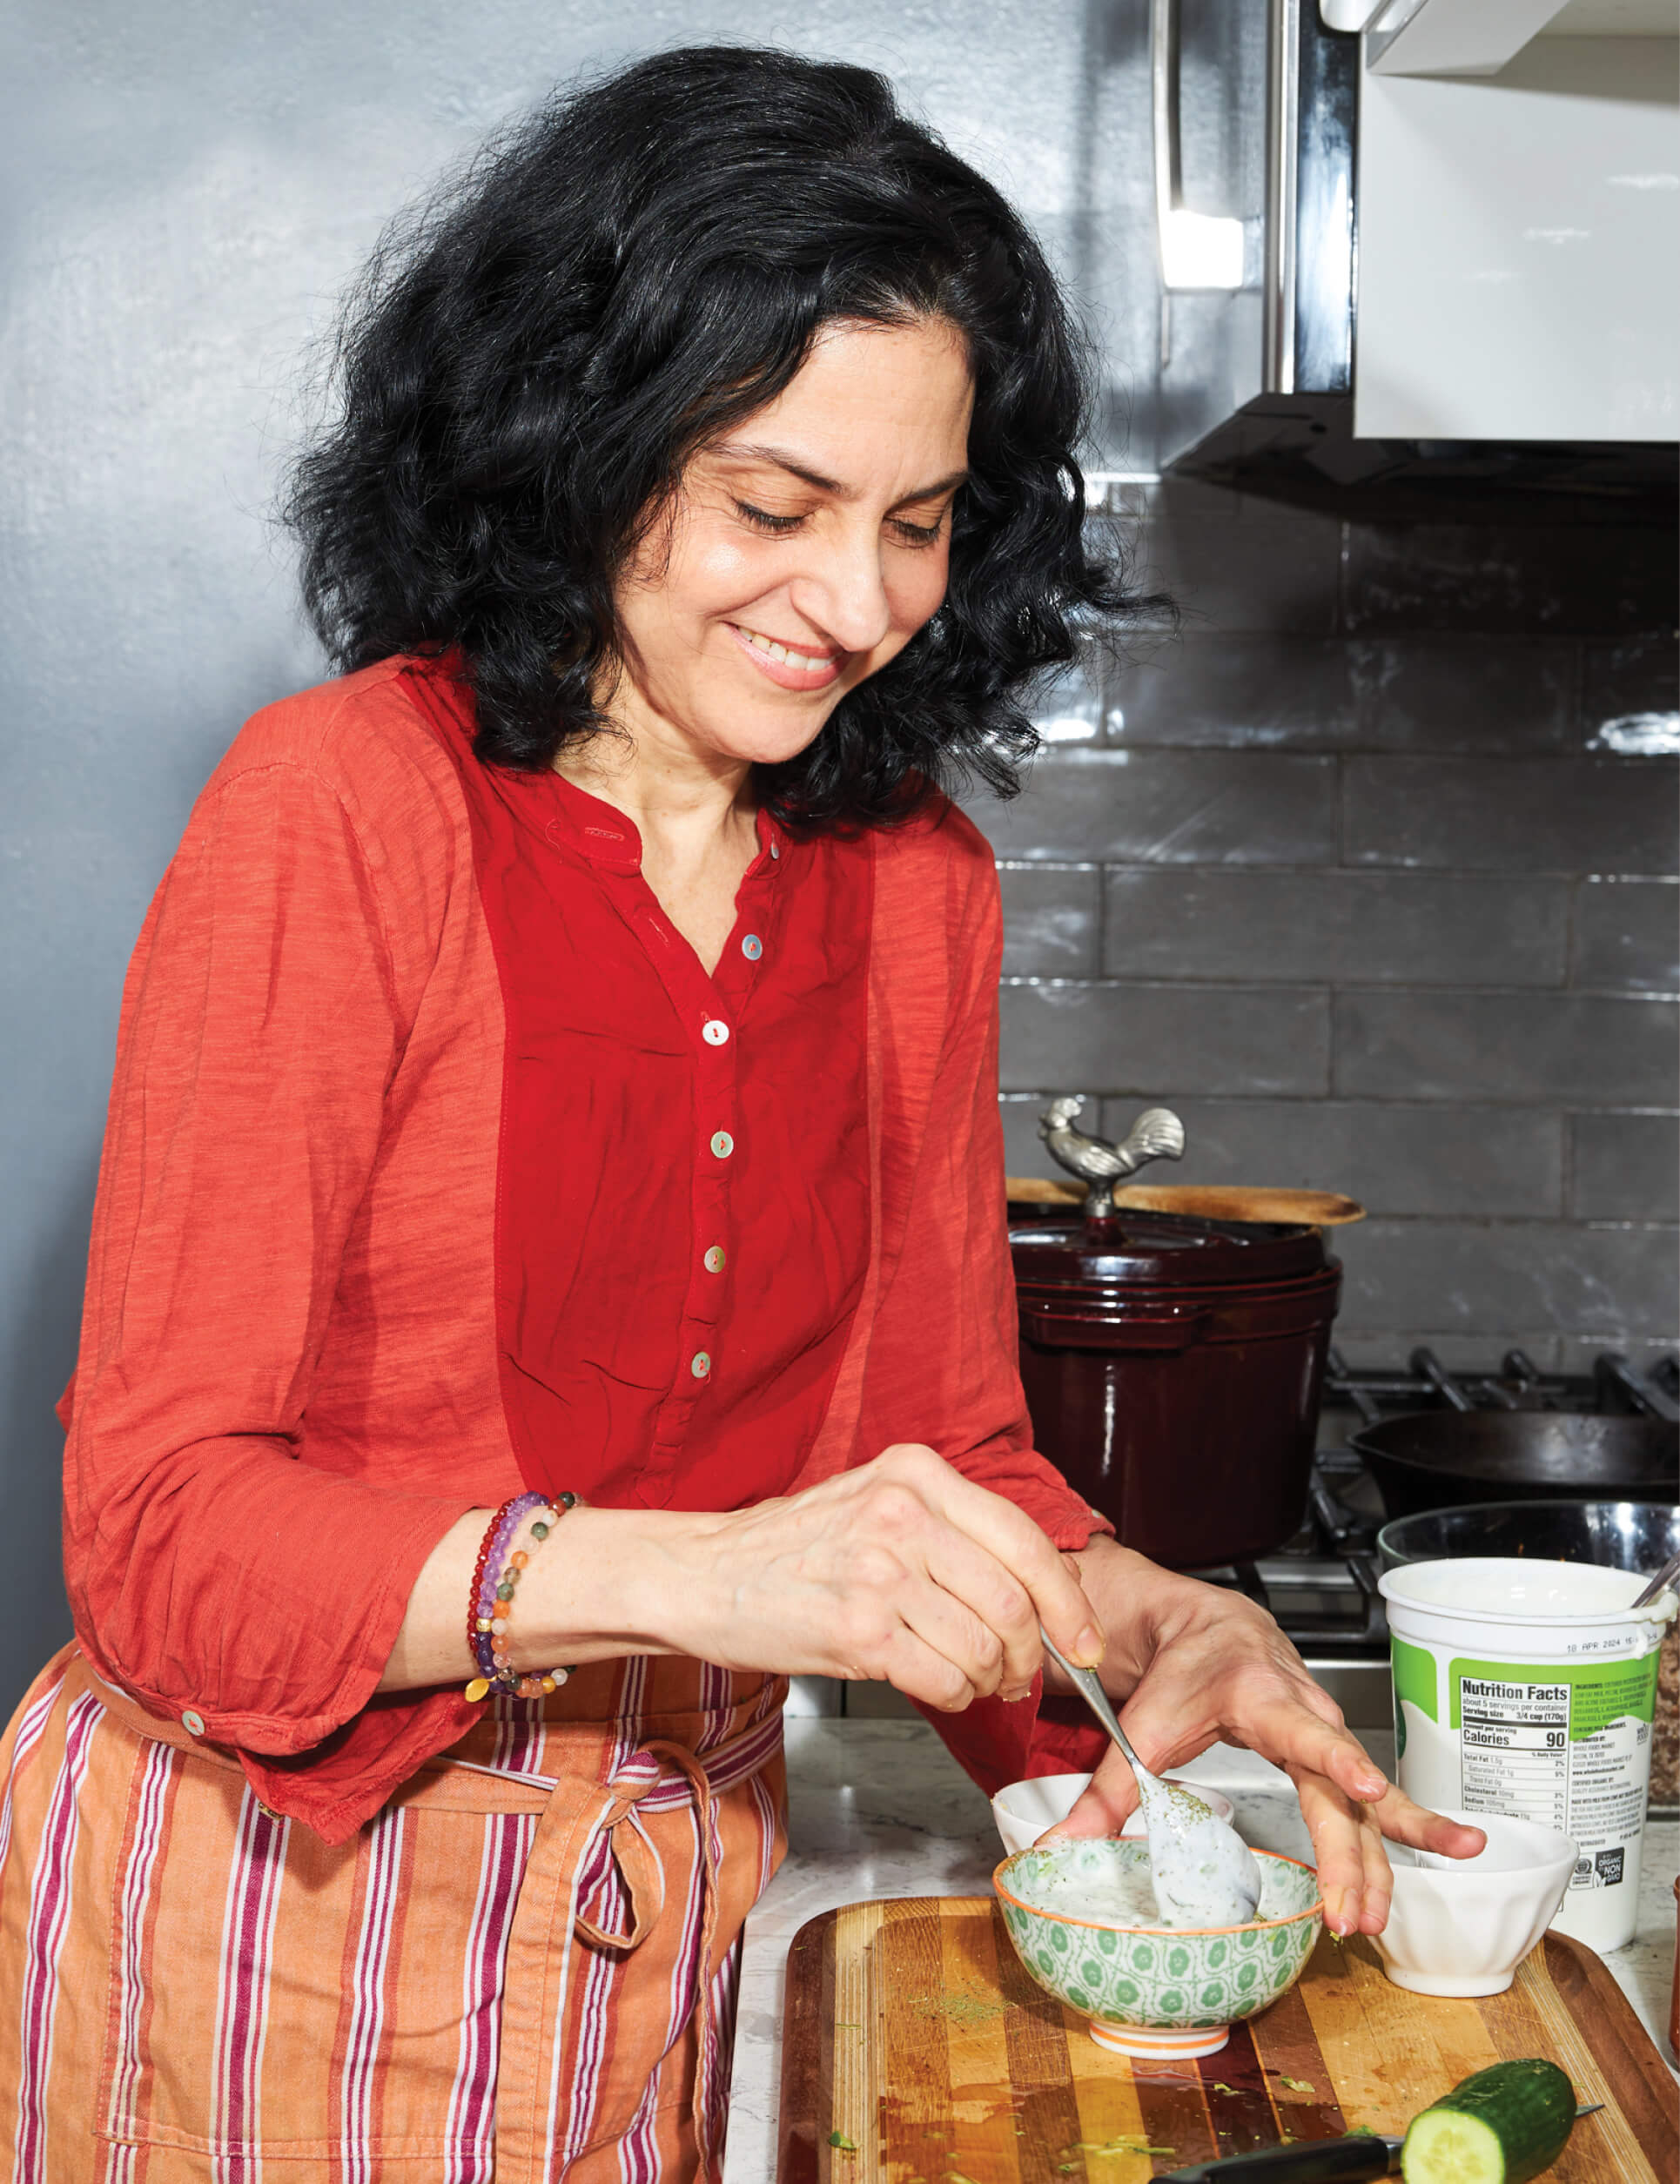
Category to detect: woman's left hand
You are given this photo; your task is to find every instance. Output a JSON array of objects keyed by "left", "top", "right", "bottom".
[{"left": 1044, "top": 1537, "right": 1483, "bottom": 1936}]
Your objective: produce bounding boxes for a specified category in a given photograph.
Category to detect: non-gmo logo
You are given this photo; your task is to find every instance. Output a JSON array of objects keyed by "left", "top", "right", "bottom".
[{"left": 1594, "top": 1847, "right": 1625, "bottom": 1887}]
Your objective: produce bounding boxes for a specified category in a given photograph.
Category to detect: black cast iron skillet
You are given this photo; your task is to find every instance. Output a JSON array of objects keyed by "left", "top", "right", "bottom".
[{"left": 1350, "top": 1408, "right": 1680, "bottom": 1520}]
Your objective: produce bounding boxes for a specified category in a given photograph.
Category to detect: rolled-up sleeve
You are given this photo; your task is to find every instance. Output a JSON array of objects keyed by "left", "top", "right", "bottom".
[{"left": 62, "top": 759, "right": 478, "bottom": 1838}]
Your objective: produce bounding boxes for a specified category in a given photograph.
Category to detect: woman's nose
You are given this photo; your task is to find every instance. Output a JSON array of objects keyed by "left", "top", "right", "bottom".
[{"left": 790, "top": 523, "right": 894, "bottom": 656}]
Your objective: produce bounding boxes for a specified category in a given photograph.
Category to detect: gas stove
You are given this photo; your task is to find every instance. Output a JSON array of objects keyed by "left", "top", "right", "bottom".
[{"left": 1185, "top": 1346, "right": 1680, "bottom": 1731}]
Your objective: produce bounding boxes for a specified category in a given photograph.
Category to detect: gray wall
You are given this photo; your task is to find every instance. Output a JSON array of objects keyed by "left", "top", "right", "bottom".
[{"left": 988, "top": 484, "right": 1679, "bottom": 1374}]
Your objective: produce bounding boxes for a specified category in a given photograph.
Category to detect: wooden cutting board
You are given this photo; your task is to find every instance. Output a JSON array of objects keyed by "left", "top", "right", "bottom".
[{"left": 776, "top": 1898, "right": 1676, "bottom": 2183}]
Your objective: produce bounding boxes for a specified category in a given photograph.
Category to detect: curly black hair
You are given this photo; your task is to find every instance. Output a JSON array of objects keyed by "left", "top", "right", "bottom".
[{"left": 285, "top": 44, "right": 1147, "bottom": 828}]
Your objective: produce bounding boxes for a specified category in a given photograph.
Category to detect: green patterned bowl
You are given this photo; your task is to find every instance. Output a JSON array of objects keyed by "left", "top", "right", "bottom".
[{"left": 994, "top": 1839, "right": 1323, "bottom": 2060}]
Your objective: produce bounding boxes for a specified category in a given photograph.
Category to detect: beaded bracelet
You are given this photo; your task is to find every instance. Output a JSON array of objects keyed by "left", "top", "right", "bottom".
[{"left": 463, "top": 1489, "right": 580, "bottom": 1703}]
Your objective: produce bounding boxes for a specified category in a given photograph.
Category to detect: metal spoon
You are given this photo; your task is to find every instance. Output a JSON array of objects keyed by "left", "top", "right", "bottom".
[
  {"left": 1039, "top": 1626, "right": 1263, "bottom": 1927},
  {"left": 1631, "top": 1546, "right": 1680, "bottom": 1609}
]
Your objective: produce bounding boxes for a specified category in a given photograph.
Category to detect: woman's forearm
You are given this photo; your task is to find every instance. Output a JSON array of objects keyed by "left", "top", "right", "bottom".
[
  {"left": 376, "top": 1503, "right": 712, "bottom": 1692},
  {"left": 377, "top": 1448, "right": 1102, "bottom": 1703}
]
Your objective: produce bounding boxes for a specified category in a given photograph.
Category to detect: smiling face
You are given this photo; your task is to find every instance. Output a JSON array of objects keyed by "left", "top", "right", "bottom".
[{"left": 603, "top": 316, "right": 975, "bottom": 773}]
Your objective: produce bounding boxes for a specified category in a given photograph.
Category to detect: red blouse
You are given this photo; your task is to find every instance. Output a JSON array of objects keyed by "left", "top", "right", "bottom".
[
  {"left": 409, "top": 673, "right": 875, "bottom": 1511},
  {"left": 59, "top": 656, "right": 1107, "bottom": 1842}
]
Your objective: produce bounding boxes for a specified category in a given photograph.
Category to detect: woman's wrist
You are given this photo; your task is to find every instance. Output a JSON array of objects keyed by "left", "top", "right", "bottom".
[
  {"left": 1049, "top": 1536, "right": 1206, "bottom": 1695},
  {"left": 503, "top": 1503, "right": 729, "bottom": 1672},
  {"left": 377, "top": 1501, "right": 733, "bottom": 1696}
]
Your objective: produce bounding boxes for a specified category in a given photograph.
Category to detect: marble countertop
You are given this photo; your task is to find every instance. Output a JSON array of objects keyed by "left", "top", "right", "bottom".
[{"left": 722, "top": 1719, "right": 1678, "bottom": 2183}]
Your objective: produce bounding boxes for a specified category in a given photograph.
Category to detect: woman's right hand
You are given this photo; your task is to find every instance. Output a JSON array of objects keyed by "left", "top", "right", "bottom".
[{"left": 640, "top": 1442, "right": 1105, "bottom": 1710}]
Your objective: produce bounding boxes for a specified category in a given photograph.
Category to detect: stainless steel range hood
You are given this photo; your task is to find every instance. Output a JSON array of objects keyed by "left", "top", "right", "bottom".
[{"left": 1122, "top": 0, "right": 1678, "bottom": 525}]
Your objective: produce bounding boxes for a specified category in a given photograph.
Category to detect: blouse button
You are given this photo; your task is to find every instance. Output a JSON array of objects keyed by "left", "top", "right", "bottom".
[
  {"left": 741, "top": 934, "right": 763, "bottom": 961},
  {"left": 690, "top": 1351, "right": 712, "bottom": 1379},
  {"left": 710, "top": 1131, "right": 734, "bottom": 1159},
  {"left": 704, "top": 1245, "right": 726, "bottom": 1273},
  {"left": 181, "top": 1710, "right": 206, "bottom": 1736},
  {"left": 769, "top": 842, "right": 781, "bottom": 861},
  {"left": 702, "top": 1019, "right": 730, "bottom": 1045}
]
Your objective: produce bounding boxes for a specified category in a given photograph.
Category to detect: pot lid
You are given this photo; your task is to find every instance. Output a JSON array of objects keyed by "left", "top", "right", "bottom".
[{"left": 1008, "top": 1209, "right": 1328, "bottom": 1288}]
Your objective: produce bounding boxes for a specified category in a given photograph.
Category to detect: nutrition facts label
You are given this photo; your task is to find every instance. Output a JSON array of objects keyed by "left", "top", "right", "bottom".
[
  {"left": 1451, "top": 1660, "right": 1656, "bottom": 1891},
  {"left": 1459, "top": 1677, "right": 1571, "bottom": 1829}
]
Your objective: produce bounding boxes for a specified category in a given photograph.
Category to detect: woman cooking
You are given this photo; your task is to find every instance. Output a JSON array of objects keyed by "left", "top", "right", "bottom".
[{"left": 0, "top": 46, "right": 1479, "bottom": 2181}]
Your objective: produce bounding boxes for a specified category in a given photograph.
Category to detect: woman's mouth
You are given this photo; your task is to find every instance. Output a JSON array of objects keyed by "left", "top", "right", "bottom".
[{"left": 727, "top": 622, "right": 844, "bottom": 692}]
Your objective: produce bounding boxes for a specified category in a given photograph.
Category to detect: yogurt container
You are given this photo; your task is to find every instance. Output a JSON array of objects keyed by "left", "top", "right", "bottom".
[{"left": 1378, "top": 1556, "right": 1675, "bottom": 1954}]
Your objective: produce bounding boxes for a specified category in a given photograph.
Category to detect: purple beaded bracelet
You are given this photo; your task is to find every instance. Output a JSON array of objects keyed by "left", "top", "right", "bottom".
[{"left": 463, "top": 1489, "right": 579, "bottom": 1703}]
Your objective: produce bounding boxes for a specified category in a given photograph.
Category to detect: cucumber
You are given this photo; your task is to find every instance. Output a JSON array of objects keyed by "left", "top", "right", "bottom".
[{"left": 1401, "top": 2059, "right": 1576, "bottom": 2184}]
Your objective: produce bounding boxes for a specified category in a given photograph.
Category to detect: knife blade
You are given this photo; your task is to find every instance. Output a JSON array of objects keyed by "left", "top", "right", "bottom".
[
  {"left": 1155, "top": 2107, "right": 1604, "bottom": 2181},
  {"left": 1155, "top": 2138, "right": 1402, "bottom": 2183}
]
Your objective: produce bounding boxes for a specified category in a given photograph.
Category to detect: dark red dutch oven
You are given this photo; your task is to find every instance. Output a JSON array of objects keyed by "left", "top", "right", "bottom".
[{"left": 1010, "top": 1209, "right": 1342, "bottom": 1570}]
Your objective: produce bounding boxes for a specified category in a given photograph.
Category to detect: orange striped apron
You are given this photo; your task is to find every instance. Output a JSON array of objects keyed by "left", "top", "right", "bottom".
[{"left": 0, "top": 1644, "right": 786, "bottom": 2181}]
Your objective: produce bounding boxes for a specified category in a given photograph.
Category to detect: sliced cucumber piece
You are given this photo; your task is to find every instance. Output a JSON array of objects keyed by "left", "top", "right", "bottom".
[
  {"left": 1401, "top": 2058, "right": 1576, "bottom": 2184},
  {"left": 1401, "top": 2109, "right": 1510, "bottom": 2184}
]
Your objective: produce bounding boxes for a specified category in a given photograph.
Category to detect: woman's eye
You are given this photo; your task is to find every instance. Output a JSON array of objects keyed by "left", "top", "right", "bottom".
[
  {"left": 890, "top": 515, "right": 945, "bottom": 548},
  {"left": 734, "top": 501, "right": 805, "bottom": 534}
]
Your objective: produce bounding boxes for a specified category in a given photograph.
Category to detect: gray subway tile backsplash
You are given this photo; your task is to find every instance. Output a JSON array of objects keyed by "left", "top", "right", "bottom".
[
  {"left": 1108, "top": 637, "right": 1358, "bottom": 750},
  {"left": 1569, "top": 877, "right": 1680, "bottom": 994},
  {"left": 989, "top": 492, "right": 1677, "bottom": 1361},
  {"left": 978, "top": 748, "right": 1337, "bottom": 864},
  {"left": 1330, "top": 1220, "right": 1679, "bottom": 1341},
  {"left": 1099, "top": 868, "right": 1568, "bottom": 987},
  {"left": 1106, "top": 635, "right": 1582, "bottom": 756},
  {"left": 1341, "top": 521, "right": 1677, "bottom": 637},
  {"left": 1582, "top": 637, "right": 1680, "bottom": 744},
  {"left": 1348, "top": 638, "right": 1579, "bottom": 756},
  {"left": 1342, "top": 755, "right": 1680, "bottom": 875},
  {"left": 1334, "top": 990, "right": 1679, "bottom": 1107},
  {"left": 998, "top": 979, "right": 1331, "bottom": 1099},
  {"left": 1093, "top": 1097, "right": 1565, "bottom": 1220},
  {"left": 997, "top": 864, "right": 1101, "bottom": 978},
  {"left": 1569, "top": 1112, "right": 1680, "bottom": 1224},
  {"left": 1125, "top": 504, "right": 1342, "bottom": 637}
]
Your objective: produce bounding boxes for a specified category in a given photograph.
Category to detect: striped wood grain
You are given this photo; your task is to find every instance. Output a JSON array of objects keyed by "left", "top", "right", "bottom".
[{"left": 777, "top": 1898, "right": 1677, "bottom": 2183}]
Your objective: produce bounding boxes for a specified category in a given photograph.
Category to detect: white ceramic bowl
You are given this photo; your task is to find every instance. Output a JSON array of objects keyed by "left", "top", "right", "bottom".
[
  {"left": 991, "top": 1771, "right": 1237, "bottom": 1858},
  {"left": 1371, "top": 1808, "right": 1576, "bottom": 1998}
]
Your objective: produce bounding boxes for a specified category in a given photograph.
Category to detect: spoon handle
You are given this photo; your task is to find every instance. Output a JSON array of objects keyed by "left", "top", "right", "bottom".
[
  {"left": 1631, "top": 1546, "right": 1680, "bottom": 1609},
  {"left": 1038, "top": 1628, "right": 1148, "bottom": 1783}
]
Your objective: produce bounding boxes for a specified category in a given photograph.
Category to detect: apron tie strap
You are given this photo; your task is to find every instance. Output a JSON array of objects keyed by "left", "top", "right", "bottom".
[{"left": 575, "top": 1737, "right": 724, "bottom": 2177}]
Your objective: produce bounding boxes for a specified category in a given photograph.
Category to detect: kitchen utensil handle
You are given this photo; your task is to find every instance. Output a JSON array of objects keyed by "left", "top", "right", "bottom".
[
  {"left": 1327, "top": 1347, "right": 1383, "bottom": 1428},
  {"left": 1152, "top": 0, "right": 1183, "bottom": 261},
  {"left": 1631, "top": 1545, "right": 1680, "bottom": 1609},
  {"left": 1158, "top": 2137, "right": 1401, "bottom": 2181},
  {"left": 1408, "top": 1347, "right": 1475, "bottom": 1412},
  {"left": 1598, "top": 1350, "right": 1680, "bottom": 1426},
  {"left": 1158, "top": 2107, "right": 1603, "bottom": 2180},
  {"left": 1038, "top": 1628, "right": 1143, "bottom": 1775},
  {"left": 1264, "top": 0, "right": 1300, "bottom": 391}
]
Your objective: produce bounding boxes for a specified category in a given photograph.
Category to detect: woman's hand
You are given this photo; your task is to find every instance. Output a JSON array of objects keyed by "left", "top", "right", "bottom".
[
  {"left": 1044, "top": 1538, "right": 1483, "bottom": 1936},
  {"left": 648, "top": 1443, "right": 1105, "bottom": 1712}
]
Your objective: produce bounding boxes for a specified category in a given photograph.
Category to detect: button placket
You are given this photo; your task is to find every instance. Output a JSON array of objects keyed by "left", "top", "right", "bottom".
[
  {"left": 575, "top": 823, "right": 792, "bottom": 1502},
  {"left": 615, "top": 892, "right": 749, "bottom": 1498}
]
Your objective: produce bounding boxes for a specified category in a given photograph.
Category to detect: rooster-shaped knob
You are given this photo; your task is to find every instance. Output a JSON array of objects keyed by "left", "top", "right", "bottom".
[{"left": 1038, "top": 1096, "right": 1186, "bottom": 1219}]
